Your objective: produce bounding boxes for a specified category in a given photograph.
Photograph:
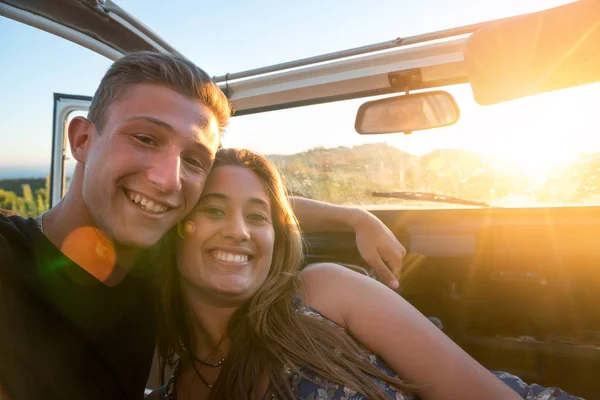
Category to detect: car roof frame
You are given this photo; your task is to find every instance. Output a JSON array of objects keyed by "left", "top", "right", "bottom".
[{"left": 0, "top": 0, "right": 180, "bottom": 59}]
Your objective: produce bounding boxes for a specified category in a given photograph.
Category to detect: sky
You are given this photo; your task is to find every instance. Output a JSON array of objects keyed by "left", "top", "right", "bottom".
[{"left": 1, "top": 0, "right": 593, "bottom": 178}]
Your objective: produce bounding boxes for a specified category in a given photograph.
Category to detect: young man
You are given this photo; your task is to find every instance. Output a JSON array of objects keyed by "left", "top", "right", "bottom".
[{"left": 0, "top": 52, "right": 405, "bottom": 400}]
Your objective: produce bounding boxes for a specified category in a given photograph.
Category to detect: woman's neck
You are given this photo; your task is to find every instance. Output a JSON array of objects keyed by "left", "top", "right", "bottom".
[{"left": 180, "top": 283, "right": 238, "bottom": 361}]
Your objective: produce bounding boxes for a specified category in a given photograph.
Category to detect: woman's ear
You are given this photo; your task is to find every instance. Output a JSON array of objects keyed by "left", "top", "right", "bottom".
[
  {"left": 68, "top": 116, "right": 95, "bottom": 163},
  {"left": 177, "top": 220, "right": 196, "bottom": 238}
]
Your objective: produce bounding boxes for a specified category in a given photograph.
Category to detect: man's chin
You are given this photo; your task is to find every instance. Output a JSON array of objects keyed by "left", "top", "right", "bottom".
[{"left": 113, "top": 229, "right": 164, "bottom": 250}]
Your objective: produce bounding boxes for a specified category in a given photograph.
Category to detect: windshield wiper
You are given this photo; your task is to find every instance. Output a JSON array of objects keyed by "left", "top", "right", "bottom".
[{"left": 371, "top": 191, "right": 491, "bottom": 207}]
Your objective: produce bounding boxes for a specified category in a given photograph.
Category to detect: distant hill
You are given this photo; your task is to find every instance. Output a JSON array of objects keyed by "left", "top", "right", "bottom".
[
  {"left": 267, "top": 144, "right": 419, "bottom": 203},
  {"left": 266, "top": 144, "right": 600, "bottom": 206},
  {"left": 266, "top": 144, "right": 510, "bottom": 205}
]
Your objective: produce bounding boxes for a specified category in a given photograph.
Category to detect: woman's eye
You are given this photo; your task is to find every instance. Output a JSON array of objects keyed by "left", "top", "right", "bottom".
[
  {"left": 248, "top": 213, "right": 268, "bottom": 222},
  {"left": 202, "top": 207, "right": 224, "bottom": 218}
]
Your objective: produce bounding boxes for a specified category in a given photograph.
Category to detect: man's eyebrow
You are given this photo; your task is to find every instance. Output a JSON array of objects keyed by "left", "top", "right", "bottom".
[
  {"left": 125, "top": 116, "right": 174, "bottom": 131},
  {"left": 198, "top": 193, "right": 270, "bottom": 208},
  {"left": 125, "top": 116, "right": 214, "bottom": 154}
]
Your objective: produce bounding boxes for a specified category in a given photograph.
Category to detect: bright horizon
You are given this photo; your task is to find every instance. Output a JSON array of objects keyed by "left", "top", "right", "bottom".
[{"left": 2, "top": 0, "right": 593, "bottom": 179}]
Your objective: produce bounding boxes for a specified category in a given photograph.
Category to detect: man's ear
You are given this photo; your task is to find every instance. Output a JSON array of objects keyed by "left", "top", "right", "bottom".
[{"left": 68, "top": 116, "right": 95, "bottom": 163}]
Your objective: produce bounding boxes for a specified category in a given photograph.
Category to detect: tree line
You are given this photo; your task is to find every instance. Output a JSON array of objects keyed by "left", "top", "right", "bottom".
[{"left": 0, "top": 177, "right": 50, "bottom": 217}]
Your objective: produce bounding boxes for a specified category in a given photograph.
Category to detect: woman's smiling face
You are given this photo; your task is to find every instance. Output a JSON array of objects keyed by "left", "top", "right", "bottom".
[{"left": 176, "top": 165, "right": 275, "bottom": 304}]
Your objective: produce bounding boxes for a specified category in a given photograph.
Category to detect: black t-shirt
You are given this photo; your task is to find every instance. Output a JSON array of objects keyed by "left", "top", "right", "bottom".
[{"left": 0, "top": 215, "right": 157, "bottom": 400}]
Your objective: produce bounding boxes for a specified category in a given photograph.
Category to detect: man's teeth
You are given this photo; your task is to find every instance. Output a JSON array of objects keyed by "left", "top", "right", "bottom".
[
  {"left": 128, "top": 192, "right": 168, "bottom": 213},
  {"left": 212, "top": 250, "right": 249, "bottom": 263}
]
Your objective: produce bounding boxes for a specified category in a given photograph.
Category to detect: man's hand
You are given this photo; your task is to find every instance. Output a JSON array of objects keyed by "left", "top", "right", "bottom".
[
  {"left": 350, "top": 210, "right": 405, "bottom": 289},
  {"left": 290, "top": 197, "right": 406, "bottom": 288}
]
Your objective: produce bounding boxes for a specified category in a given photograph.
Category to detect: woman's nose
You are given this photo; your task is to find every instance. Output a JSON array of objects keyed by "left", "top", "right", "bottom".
[{"left": 222, "top": 213, "right": 251, "bottom": 241}]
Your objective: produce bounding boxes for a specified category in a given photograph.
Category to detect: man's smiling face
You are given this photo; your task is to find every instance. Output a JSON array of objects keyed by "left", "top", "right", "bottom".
[{"left": 80, "top": 83, "right": 221, "bottom": 248}]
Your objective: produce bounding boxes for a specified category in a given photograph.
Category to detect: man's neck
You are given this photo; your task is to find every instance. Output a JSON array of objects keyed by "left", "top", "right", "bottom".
[{"left": 41, "top": 194, "right": 140, "bottom": 287}]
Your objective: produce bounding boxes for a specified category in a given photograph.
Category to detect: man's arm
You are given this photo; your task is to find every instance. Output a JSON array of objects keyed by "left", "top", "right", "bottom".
[{"left": 289, "top": 196, "right": 405, "bottom": 289}]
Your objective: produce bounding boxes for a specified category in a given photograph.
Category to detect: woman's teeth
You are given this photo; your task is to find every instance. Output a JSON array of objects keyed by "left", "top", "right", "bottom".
[
  {"left": 128, "top": 192, "right": 168, "bottom": 214},
  {"left": 212, "top": 250, "right": 249, "bottom": 263}
]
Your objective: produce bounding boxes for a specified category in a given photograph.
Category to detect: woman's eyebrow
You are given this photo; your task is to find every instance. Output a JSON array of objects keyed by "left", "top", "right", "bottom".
[
  {"left": 198, "top": 193, "right": 269, "bottom": 209},
  {"left": 198, "top": 192, "right": 228, "bottom": 202},
  {"left": 248, "top": 198, "right": 270, "bottom": 209}
]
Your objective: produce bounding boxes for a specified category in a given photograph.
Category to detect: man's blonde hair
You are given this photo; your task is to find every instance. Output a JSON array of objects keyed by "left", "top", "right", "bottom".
[{"left": 88, "top": 51, "right": 232, "bottom": 134}]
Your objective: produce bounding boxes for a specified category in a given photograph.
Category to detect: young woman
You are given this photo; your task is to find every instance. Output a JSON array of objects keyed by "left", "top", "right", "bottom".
[{"left": 151, "top": 148, "right": 580, "bottom": 400}]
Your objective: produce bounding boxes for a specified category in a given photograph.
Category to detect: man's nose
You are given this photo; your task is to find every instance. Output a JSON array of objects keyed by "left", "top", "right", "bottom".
[
  {"left": 147, "top": 152, "right": 182, "bottom": 193},
  {"left": 222, "top": 213, "right": 251, "bottom": 241}
]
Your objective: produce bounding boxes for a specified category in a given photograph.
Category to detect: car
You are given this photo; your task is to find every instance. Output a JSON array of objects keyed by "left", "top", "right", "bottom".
[{"left": 2, "top": 0, "right": 599, "bottom": 398}]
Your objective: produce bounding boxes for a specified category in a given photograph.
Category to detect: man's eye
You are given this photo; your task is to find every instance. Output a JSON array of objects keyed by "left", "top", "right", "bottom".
[
  {"left": 185, "top": 157, "right": 203, "bottom": 169},
  {"left": 134, "top": 135, "right": 156, "bottom": 145}
]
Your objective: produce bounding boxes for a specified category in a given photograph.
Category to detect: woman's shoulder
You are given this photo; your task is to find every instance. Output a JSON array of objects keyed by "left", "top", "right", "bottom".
[
  {"left": 299, "top": 261, "right": 350, "bottom": 278},
  {"left": 297, "top": 262, "right": 374, "bottom": 329},
  {"left": 298, "top": 262, "right": 364, "bottom": 296},
  {"left": 299, "top": 262, "right": 375, "bottom": 289}
]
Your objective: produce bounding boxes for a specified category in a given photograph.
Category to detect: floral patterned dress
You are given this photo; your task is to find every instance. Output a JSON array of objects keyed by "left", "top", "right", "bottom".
[
  {"left": 289, "top": 298, "right": 413, "bottom": 400},
  {"left": 159, "top": 297, "right": 585, "bottom": 400}
]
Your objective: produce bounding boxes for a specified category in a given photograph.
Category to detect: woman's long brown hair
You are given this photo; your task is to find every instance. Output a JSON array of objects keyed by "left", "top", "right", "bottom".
[{"left": 155, "top": 148, "right": 418, "bottom": 399}]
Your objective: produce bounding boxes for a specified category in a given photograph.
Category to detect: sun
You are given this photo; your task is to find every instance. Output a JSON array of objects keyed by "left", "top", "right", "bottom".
[
  {"left": 501, "top": 144, "right": 580, "bottom": 180},
  {"left": 456, "top": 83, "right": 598, "bottom": 182}
]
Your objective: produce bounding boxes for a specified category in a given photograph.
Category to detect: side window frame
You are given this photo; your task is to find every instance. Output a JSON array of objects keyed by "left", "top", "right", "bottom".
[{"left": 50, "top": 94, "right": 91, "bottom": 207}]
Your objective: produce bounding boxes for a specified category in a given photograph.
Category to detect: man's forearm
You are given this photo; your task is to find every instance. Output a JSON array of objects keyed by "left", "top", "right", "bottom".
[
  {"left": 289, "top": 196, "right": 367, "bottom": 233},
  {"left": 290, "top": 196, "right": 405, "bottom": 289}
]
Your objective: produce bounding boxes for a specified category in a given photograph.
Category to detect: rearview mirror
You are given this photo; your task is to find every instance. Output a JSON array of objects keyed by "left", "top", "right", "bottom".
[
  {"left": 355, "top": 91, "right": 460, "bottom": 135},
  {"left": 465, "top": 0, "right": 600, "bottom": 105}
]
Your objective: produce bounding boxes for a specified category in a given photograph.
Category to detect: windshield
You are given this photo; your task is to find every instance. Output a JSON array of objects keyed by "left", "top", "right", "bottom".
[
  {"left": 0, "top": 0, "right": 584, "bottom": 213},
  {"left": 223, "top": 81, "right": 600, "bottom": 209}
]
